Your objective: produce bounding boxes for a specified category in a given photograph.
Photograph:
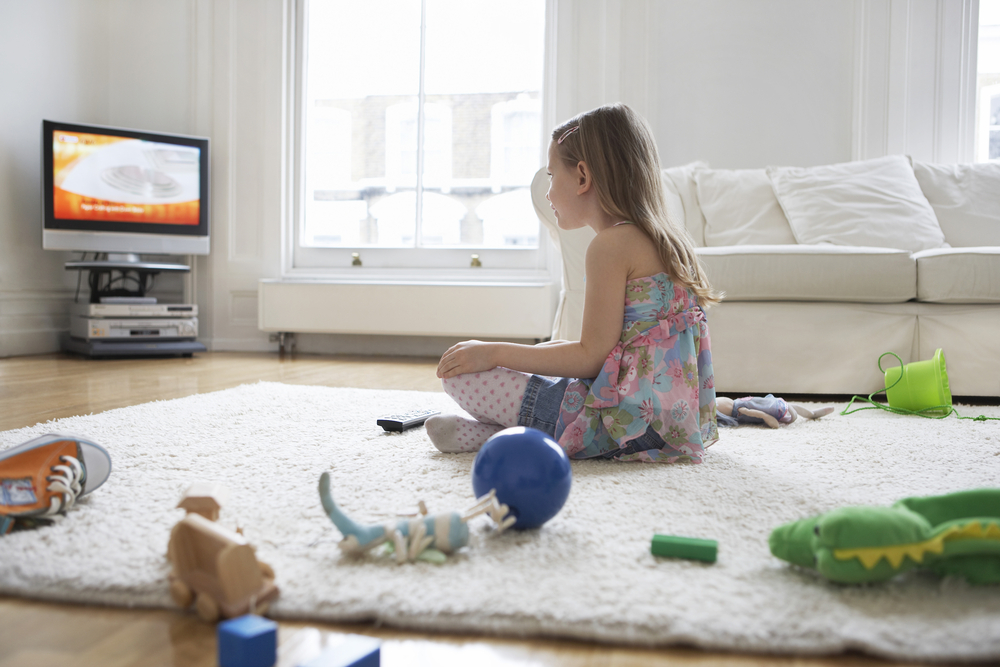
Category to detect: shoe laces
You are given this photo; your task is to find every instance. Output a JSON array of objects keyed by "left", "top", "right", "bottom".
[{"left": 43, "top": 455, "right": 84, "bottom": 516}]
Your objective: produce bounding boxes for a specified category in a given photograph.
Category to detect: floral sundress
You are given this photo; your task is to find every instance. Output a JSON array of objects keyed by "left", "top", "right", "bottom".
[{"left": 553, "top": 273, "right": 718, "bottom": 463}]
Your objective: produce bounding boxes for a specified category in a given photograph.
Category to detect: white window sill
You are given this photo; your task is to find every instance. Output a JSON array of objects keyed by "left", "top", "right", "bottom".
[{"left": 278, "top": 266, "right": 556, "bottom": 287}]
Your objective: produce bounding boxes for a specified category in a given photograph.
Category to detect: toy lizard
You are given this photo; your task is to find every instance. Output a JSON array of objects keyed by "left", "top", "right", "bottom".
[
  {"left": 769, "top": 488, "right": 1000, "bottom": 585},
  {"left": 717, "top": 394, "right": 834, "bottom": 428},
  {"left": 318, "top": 472, "right": 515, "bottom": 564}
]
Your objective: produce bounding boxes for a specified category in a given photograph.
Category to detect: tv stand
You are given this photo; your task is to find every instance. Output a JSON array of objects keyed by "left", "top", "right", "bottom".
[
  {"left": 61, "top": 335, "right": 206, "bottom": 358},
  {"left": 62, "top": 254, "right": 205, "bottom": 358},
  {"left": 65, "top": 253, "right": 191, "bottom": 303}
]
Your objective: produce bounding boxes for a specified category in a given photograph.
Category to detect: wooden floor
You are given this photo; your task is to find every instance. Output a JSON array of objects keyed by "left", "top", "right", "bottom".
[{"left": 0, "top": 351, "right": 959, "bottom": 667}]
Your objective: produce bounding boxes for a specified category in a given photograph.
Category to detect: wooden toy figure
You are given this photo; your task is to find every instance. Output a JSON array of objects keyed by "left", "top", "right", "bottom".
[
  {"left": 176, "top": 481, "right": 229, "bottom": 521},
  {"left": 168, "top": 483, "right": 278, "bottom": 622}
]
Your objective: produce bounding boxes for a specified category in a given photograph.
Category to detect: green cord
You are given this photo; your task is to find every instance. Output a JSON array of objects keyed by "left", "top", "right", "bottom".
[{"left": 840, "top": 352, "right": 1000, "bottom": 421}]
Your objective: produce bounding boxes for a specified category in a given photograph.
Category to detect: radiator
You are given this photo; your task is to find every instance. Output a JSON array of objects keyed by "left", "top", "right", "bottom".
[{"left": 258, "top": 280, "right": 558, "bottom": 338}]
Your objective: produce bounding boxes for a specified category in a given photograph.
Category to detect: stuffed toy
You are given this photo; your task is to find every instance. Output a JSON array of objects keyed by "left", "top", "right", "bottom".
[
  {"left": 717, "top": 394, "right": 834, "bottom": 428},
  {"left": 769, "top": 488, "right": 1000, "bottom": 585},
  {"left": 318, "top": 472, "right": 514, "bottom": 563}
]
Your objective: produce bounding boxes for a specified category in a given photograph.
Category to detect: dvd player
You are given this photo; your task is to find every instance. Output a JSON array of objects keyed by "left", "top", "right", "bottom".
[
  {"left": 70, "top": 317, "right": 198, "bottom": 340},
  {"left": 71, "top": 303, "right": 198, "bottom": 318}
]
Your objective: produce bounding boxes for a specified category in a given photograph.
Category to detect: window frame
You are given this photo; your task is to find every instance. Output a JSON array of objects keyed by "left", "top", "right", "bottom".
[
  {"left": 283, "top": 0, "right": 558, "bottom": 282},
  {"left": 978, "top": 83, "right": 1000, "bottom": 161}
]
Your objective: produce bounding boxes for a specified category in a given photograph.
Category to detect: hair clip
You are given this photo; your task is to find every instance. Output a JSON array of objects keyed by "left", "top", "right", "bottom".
[{"left": 557, "top": 126, "right": 579, "bottom": 144}]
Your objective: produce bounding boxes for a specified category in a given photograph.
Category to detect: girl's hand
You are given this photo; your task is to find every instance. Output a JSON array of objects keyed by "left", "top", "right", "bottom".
[{"left": 437, "top": 340, "right": 496, "bottom": 378}]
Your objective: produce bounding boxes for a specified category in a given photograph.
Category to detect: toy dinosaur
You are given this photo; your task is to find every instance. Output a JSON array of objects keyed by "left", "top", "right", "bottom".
[
  {"left": 318, "top": 472, "right": 515, "bottom": 564},
  {"left": 769, "top": 488, "right": 1000, "bottom": 585},
  {"left": 717, "top": 394, "right": 834, "bottom": 428}
]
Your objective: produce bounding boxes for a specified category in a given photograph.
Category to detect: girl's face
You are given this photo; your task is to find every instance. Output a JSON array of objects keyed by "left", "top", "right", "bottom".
[{"left": 545, "top": 141, "right": 585, "bottom": 230}]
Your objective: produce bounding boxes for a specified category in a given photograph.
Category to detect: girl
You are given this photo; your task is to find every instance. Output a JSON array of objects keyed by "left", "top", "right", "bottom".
[{"left": 426, "top": 104, "right": 720, "bottom": 463}]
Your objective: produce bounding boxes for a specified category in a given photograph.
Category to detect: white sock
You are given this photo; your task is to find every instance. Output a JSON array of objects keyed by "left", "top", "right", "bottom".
[{"left": 425, "top": 414, "right": 504, "bottom": 454}]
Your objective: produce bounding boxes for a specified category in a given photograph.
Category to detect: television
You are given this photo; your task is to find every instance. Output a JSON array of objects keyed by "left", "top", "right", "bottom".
[{"left": 42, "top": 120, "right": 210, "bottom": 258}]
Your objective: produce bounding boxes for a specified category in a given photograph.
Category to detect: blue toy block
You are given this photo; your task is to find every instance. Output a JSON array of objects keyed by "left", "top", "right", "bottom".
[
  {"left": 299, "top": 634, "right": 380, "bottom": 667},
  {"left": 218, "top": 614, "right": 278, "bottom": 667}
]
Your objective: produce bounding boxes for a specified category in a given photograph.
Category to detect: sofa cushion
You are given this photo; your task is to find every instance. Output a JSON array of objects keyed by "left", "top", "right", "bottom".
[
  {"left": 696, "top": 244, "right": 916, "bottom": 302},
  {"left": 662, "top": 161, "right": 708, "bottom": 246},
  {"left": 766, "top": 155, "right": 947, "bottom": 253},
  {"left": 912, "top": 247, "right": 1000, "bottom": 303},
  {"left": 912, "top": 161, "right": 1000, "bottom": 247},
  {"left": 694, "top": 168, "right": 797, "bottom": 246}
]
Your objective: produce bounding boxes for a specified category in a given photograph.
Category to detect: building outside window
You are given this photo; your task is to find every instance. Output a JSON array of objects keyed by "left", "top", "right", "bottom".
[
  {"left": 977, "top": 0, "right": 1000, "bottom": 162},
  {"left": 297, "top": 0, "right": 548, "bottom": 270}
]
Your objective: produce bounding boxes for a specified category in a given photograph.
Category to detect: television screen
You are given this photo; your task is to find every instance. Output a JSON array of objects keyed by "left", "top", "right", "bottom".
[{"left": 42, "top": 120, "right": 210, "bottom": 255}]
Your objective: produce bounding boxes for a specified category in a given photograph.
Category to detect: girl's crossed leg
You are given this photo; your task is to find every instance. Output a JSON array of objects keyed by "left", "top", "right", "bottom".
[{"left": 425, "top": 367, "right": 530, "bottom": 453}]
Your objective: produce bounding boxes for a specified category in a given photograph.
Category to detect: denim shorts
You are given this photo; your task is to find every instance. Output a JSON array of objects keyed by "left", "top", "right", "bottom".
[
  {"left": 517, "top": 375, "right": 571, "bottom": 437},
  {"left": 517, "top": 374, "right": 674, "bottom": 459}
]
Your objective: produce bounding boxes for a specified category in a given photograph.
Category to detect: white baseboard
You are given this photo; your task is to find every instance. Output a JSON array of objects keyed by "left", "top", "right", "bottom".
[
  {"left": 0, "top": 289, "right": 73, "bottom": 357},
  {"left": 201, "top": 337, "right": 275, "bottom": 353},
  {"left": 0, "top": 330, "right": 64, "bottom": 357}
]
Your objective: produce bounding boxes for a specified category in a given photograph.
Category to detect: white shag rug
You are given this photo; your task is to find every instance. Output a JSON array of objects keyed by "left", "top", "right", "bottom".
[{"left": 1, "top": 382, "right": 999, "bottom": 662}]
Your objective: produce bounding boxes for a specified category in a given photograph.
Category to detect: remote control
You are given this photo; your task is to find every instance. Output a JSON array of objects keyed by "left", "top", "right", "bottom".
[{"left": 377, "top": 409, "right": 441, "bottom": 432}]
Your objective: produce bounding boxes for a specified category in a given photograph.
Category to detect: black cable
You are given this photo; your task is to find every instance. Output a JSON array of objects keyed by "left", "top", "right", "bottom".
[
  {"left": 88, "top": 269, "right": 100, "bottom": 303},
  {"left": 74, "top": 252, "right": 86, "bottom": 303},
  {"left": 105, "top": 271, "right": 142, "bottom": 291}
]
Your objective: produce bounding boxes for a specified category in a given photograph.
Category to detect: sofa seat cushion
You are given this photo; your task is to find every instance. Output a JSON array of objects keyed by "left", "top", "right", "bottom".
[
  {"left": 913, "top": 247, "right": 1000, "bottom": 303},
  {"left": 696, "top": 244, "right": 915, "bottom": 302}
]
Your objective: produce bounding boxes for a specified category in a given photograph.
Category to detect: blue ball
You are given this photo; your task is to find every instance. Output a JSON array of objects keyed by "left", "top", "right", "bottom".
[{"left": 471, "top": 426, "right": 572, "bottom": 530}]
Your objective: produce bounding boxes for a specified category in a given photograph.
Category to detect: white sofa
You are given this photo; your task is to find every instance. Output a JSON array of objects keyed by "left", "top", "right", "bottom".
[{"left": 531, "top": 156, "right": 1000, "bottom": 397}]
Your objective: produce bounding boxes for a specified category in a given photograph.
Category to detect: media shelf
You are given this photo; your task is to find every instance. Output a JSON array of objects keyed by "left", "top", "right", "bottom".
[
  {"left": 62, "top": 257, "right": 205, "bottom": 359},
  {"left": 65, "top": 255, "right": 190, "bottom": 303},
  {"left": 61, "top": 335, "right": 206, "bottom": 358},
  {"left": 64, "top": 260, "right": 191, "bottom": 272}
]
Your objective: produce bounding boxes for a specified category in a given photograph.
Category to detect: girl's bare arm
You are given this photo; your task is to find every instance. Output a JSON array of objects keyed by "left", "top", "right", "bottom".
[{"left": 437, "top": 231, "right": 628, "bottom": 379}]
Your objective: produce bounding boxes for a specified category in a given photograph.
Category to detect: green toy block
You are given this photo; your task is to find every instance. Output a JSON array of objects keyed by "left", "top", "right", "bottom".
[{"left": 651, "top": 534, "right": 718, "bottom": 563}]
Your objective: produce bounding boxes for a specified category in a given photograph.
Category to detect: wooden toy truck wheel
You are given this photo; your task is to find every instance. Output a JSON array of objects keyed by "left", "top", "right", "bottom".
[
  {"left": 169, "top": 579, "right": 193, "bottom": 608},
  {"left": 195, "top": 593, "right": 219, "bottom": 623}
]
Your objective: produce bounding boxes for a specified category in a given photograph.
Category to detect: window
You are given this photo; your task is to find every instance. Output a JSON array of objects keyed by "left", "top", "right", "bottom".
[
  {"left": 977, "top": 0, "right": 1000, "bottom": 162},
  {"left": 294, "top": 0, "right": 549, "bottom": 272}
]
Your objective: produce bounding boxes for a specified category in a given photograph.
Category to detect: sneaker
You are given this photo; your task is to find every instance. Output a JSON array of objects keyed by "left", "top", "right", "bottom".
[{"left": 0, "top": 434, "right": 111, "bottom": 531}]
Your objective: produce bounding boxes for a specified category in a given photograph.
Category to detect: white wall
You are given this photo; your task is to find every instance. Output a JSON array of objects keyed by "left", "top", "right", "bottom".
[
  {"left": 0, "top": 0, "right": 980, "bottom": 356},
  {"left": 0, "top": 0, "right": 191, "bottom": 356},
  {"left": 650, "top": 1, "right": 856, "bottom": 169},
  {"left": 0, "top": 0, "right": 108, "bottom": 355}
]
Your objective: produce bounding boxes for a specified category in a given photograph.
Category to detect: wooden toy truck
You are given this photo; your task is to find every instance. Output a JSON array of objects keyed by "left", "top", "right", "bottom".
[{"left": 167, "top": 512, "right": 279, "bottom": 622}]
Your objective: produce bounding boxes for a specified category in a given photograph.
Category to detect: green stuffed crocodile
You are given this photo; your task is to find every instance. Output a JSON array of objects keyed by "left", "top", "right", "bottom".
[{"left": 769, "top": 488, "right": 1000, "bottom": 585}]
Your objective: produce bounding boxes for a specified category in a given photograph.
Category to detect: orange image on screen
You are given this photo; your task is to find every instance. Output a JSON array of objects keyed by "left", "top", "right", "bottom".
[
  {"left": 52, "top": 131, "right": 201, "bottom": 225},
  {"left": 52, "top": 188, "right": 200, "bottom": 225}
]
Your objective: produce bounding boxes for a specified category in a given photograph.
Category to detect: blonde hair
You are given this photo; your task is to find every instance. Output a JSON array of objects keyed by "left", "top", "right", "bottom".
[{"left": 552, "top": 104, "right": 721, "bottom": 307}]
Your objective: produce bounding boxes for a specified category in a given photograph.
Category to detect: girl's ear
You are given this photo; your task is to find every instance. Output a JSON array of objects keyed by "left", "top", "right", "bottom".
[{"left": 576, "top": 161, "right": 593, "bottom": 195}]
